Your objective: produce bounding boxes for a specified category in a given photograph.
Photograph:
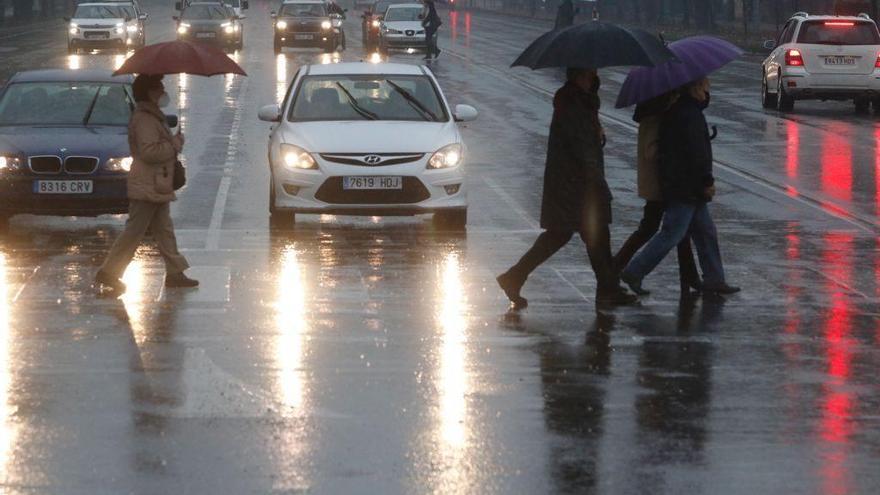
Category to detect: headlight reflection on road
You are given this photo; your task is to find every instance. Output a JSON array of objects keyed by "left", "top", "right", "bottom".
[
  {"left": 437, "top": 252, "right": 469, "bottom": 449},
  {"left": 276, "top": 54, "right": 287, "bottom": 105},
  {"left": 120, "top": 257, "right": 149, "bottom": 343},
  {"left": 67, "top": 55, "right": 81, "bottom": 70},
  {"left": 275, "top": 246, "right": 309, "bottom": 412},
  {"left": 0, "top": 253, "right": 18, "bottom": 472}
]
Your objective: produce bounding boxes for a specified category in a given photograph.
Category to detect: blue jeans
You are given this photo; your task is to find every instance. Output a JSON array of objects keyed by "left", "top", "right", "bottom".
[{"left": 622, "top": 201, "right": 725, "bottom": 286}]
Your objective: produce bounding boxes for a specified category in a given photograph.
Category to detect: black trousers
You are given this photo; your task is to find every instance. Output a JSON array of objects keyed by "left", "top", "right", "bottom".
[
  {"left": 613, "top": 200, "right": 699, "bottom": 285},
  {"left": 507, "top": 217, "right": 619, "bottom": 295},
  {"left": 425, "top": 27, "right": 439, "bottom": 56}
]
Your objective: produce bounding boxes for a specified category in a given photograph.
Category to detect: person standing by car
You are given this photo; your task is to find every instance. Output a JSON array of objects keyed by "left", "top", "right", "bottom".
[
  {"left": 95, "top": 74, "right": 198, "bottom": 293},
  {"left": 620, "top": 78, "right": 739, "bottom": 297},
  {"left": 613, "top": 91, "right": 702, "bottom": 296},
  {"left": 422, "top": 0, "right": 442, "bottom": 60},
  {"left": 496, "top": 68, "right": 637, "bottom": 310}
]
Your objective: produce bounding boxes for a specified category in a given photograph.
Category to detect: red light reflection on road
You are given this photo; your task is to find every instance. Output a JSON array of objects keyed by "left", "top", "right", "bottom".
[
  {"left": 820, "top": 124, "right": 853, "bottom": 202},
  {"left": 449, "top": 11, "right": 458, "bottom": 44},
  {"left": 818, "top": 232, "right": 856, "bottom": 495},
  {"left": 786, "top": 120, "right": 799, "bottom": 179},
  {"left": 875, "top": 128, "right": 880, "bottom": 219},
  {"left": 784, "top": 223, "right": 801, "bottom": 336}
]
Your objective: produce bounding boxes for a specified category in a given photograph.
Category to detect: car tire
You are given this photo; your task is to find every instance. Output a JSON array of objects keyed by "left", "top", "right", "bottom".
[
  {"left": 777, "top": 77, "right": 794, "bottom": 112},
  {"left": 761, "top": 72, "right": 777, "bottom": 109},
  {"left": 855, "top": 96, "right": 870, "bottom": 114},
  {"left": 433, "top": 209, "right": 467, "bottom": 230}
]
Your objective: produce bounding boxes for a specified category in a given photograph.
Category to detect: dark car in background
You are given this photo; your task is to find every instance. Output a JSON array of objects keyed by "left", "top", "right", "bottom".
[
  {"left": 361, "top": 0, "right": 396, "bottom": 50},
  {"left": 175, "top": 1, "right": 244, "bottom": 50},
  {"left": 0, "top": 69, "right": 152, "bottom": 227},
  {"left": 272, "top": 0, "right": 343, "bottom": 54}
]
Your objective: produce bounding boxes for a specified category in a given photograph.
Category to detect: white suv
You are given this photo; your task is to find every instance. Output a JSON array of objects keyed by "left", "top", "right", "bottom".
[
  {"left": 762, "top": 12, "right": 880, "bottom": 112},
  {"left": 257, "top": 62, "right": 477, "bottom": 229}
]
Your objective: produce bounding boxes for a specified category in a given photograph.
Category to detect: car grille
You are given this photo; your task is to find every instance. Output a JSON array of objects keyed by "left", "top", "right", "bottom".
[
  {"left": 29, "top": 156, "right": 62, "bottom": 174},
  {"left": 315, "top": 177, "right": 430, "bottom": 204},
  {"left": 64, "top": 156, "right": 99, "bottom": 174},
  {"left": 319, "top": 153, "right": 425, "bottom": 167}
]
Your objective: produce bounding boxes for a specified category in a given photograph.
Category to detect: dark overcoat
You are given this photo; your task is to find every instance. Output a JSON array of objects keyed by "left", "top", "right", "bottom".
[
  {"left": 658, "top": 94, "right": 715, "bottom": 203},
  {"left": 540, "top": 81, "right": 612, "bottom": 231}
]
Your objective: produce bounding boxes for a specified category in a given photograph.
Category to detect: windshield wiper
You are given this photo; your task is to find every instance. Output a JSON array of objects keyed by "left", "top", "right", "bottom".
[
  {"left": 335, "top": 82, "right": 379, "bottom": 121},
  {"left": 386, "top": 79, "right": 437, "bottom": 122},
  {"left": 82, "top": 86, "right": 103, "bottom": 126}
]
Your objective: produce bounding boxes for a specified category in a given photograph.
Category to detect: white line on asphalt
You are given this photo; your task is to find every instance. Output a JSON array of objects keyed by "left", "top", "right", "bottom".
[
  {"left": 483, "top": 176, "right": 540, "bottom": 230},
  {"left": 12, "top": 266, "right": 39, "bottom": 302},
  {"left": 553, "top": 268, "right": 590, "bottom": 302},
  {"left": 206, "top": 176, "right": 232, "bottom": 250}
]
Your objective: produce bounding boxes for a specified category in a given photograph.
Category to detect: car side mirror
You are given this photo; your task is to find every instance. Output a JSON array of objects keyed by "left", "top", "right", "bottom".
[
  {"left": 270, "top": 11, "right": 277, "bottom": 18},
  {"left": 453, "top": 104, "right": 478, "bottom": 122},
  {"left": 258, "top": 104, "right": 281, "bottom": 122},
  {"left": 138, "top": 13, "right": 148, "bottom": 20},
  {"left": 166, "top": 115, "right": 179, "bottom": 128},
  {"left": 242, "top": 0, "right": 249, "bottom": 9},
  {"left": 175, "top": 1, "right": 182, "bottom": 11},
  {"left": 238, "top": 14, "right": 247, "bottom": 20},
  {"left": 763, "top": 39, "right": 776, "bottom": 51}
]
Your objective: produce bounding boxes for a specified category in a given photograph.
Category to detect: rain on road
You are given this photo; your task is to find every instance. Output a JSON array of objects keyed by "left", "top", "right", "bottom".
[{"left": 0, "top": 1, "right": 879, "bottom": 493}]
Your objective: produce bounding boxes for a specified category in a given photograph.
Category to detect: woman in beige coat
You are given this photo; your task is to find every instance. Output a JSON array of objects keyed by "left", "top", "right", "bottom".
[
  {"left": 612, "top": 91, "right": 700, "bottom": 295},
  {"left": 95, "top": 74, "right": 198, "bottom": 293}
]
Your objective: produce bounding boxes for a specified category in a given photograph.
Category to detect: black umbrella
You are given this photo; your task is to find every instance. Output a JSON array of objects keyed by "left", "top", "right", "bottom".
[{"left": 512, "top": 21, "right": 676, "bottom": 70}]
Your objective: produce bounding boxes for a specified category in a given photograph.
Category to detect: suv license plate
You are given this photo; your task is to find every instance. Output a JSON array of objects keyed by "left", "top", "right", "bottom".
[
  {"left": 196, "top": 32, "right": 216, "bottom": 38},
  {"left": 825, "top": 56, "right": 856, "bottom": 65},
  {"left": 343, "top": 176, "right": 402, "bottom": 190},
  {"left": 295, "top": 34, "right": 314, "bottom": 40},
  {"left": 33, "top": 180, "right": 93, "bottom": 194}
]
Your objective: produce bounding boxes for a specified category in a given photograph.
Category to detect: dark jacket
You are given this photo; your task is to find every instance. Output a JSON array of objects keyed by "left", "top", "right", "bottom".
[
  {"left": 633, "top": 92, "right": 678, "bottom": 201},
  {"left": 658, "top": 93, "right": 715, "bottom": 203},
  {"left": 422, "top": 2, "right": 441, "bottom": 31},
  {"left": 540, "top": 81, "right": 611, "bottom": 231}
]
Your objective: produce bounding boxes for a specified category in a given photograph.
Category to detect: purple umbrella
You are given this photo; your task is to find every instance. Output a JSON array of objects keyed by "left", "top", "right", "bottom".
[{"left": 615, "top": 36, "right": 743, "bottom": 108}]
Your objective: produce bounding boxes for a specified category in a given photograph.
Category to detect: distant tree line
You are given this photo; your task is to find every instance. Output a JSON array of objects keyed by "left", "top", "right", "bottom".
[{"left": 0, "top": 0, "right": 76, "bottom": 24}]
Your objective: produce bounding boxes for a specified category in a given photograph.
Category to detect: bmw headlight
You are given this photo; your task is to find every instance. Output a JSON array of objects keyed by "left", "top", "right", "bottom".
[
  {"left": 321, "top": 20, "right": 331, "bottom": 30},
  {"left": 276, "top": 20, "right": 288, "bottom": 29},
  {"left": 106, "top": 156, "right": 133, "bottom": 172},
  {"left": 178, "top": 23, "right": 190, "bottom": 34},
  {"left": 428, "top": 144, "right": 463, "bottom": 169},
  {"left": 0, "top": 156, "right": 21, "bottom": 171},
  {"left": 280, "top": 144, "right": 317, "bottom": 170}
]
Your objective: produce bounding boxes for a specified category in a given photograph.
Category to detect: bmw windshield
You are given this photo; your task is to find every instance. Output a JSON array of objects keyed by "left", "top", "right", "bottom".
[
  {"left": 279, "top": 3, "right": 327, "bottom": 17},
  {"left": 290, "top": 75, "right": 448, "bottom": 122},
  {"left": 182, "top": 5, "right": 232, "bottom": 20},
  {"left": 0, "top": 82, "right": 133, "bottom": 126}
]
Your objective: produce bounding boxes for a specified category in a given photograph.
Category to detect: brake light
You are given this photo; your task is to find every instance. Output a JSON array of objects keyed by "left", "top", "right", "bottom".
[
  {"left": 786, "top": 49, "right": 804, "bottom": 66},
  {"left": 824, "top": 21, "right": 855, "bottom": 27},
  {"left": 875, "top": 53, "right": 880, "bottom": 68}
]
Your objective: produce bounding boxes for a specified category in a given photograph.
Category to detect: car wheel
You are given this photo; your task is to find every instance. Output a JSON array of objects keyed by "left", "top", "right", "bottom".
[
  {"left": 855, "top": 96, "right": 870, "bottom": 114},
  {"left": 761, "top": 72, "right": 777, "bottom": 109},
  {"left": 433, "top": 209, "right": 467, "bottom": 230},
  {"left": 777, "top": 77, "right": 794, "bottom": 112}
]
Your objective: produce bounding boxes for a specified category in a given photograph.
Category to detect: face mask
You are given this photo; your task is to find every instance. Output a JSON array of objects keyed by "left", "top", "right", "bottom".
[{"left": 157, "top": 92, "right": 170, "bottom": 108}]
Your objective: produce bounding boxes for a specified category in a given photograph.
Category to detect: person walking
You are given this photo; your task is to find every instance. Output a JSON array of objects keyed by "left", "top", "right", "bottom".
[
  {"left": 422, "top": 0, "right": 442, "bottom": 60},
  {"left": 612, "top": 91, "right": 702, "bottom": 296},
  {"left": 497, "top": 68, "right": 637, "bottom": 310},
  {"left": 620, "top": 78, "right": 739, "bottom": 296},
  {"left": 554, "top": 0, "right": 577, "bottom": 30},
  {"left": 95, "top": 74, "right": 198, "bottom": 293}
]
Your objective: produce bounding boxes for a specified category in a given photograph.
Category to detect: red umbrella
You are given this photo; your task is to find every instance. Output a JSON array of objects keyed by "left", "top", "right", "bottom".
[{"left": 113, "top": 40, "right": 246, "bottom": 77}]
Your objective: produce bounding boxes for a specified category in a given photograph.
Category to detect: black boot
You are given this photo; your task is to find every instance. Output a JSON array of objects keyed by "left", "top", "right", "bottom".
[
  {"left": 95, "top": 269, "right": 126, "bottom": 293},
  {"left": 703, "top": 282, "right": 740, "bottom": 295},
  {"left": 596, "top": 286, "right": 639, "bottom": 308},
  {"left": 496, "top": 270, "right": 528, "bottom": 310},
  {"left": 165, "top": 272, "right": 199, "bottom": 288},
  {"left": 620, "top": 271, "right": 648, "bottom": 296}
]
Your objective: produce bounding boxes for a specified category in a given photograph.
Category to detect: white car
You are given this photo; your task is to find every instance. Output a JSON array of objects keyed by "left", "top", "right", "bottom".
[
  {"left": 762, "top": 12, "right": 880, "bottom": 112},
  {"left": 66, "top": 2, "right": 146, "bottom": 53},
  {"left": 379, "top": 3, "right": 429, "bottom": 53},
  {"left": 257, "top": 62, "right": 477, "bottom": 229}
]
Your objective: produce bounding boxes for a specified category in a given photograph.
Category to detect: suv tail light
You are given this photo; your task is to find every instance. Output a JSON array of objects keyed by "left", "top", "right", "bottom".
[
  {"left": 786, "top": 49, "right": 804, "bottom": 67},
  {"left": 875, "top": 53, "right": 880, "bottom": 68}
]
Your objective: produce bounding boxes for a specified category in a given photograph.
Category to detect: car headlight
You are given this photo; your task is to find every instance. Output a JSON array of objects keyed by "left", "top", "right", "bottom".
[
  {"left": 70, "top": 28, "right": 78, "bottom": 35},
  {"left": 321, "top": 20, "right": 331, "bottom": 30},
  {"left": 371, "top": 19, "right": 380, "bottom": 27},
  {"left": 115, "top": 22, "right": 124, "bottom": 34},
  {"left": 126, "top": 24, "right": 138, "bottom": 32},
  {"left": 276, "top": 20, "right": 288, "bottom": 29},
  {"left": 106, "top": 156, "right": 133, "bottom": 172},
  {"left": 0, "top": 156, "right": 21, "bottom": 171},
  {"left": 178, "top": 23, "right": 190, "bottom": 34},
  {"left": 280, "top": 144, "right": 317, "bottom": 170},
  {"left": 428, "top": 144, "right": 463, "bottom": 169},
  {"left": 222, "top": 22, "right": 234, "bottom": 34}
]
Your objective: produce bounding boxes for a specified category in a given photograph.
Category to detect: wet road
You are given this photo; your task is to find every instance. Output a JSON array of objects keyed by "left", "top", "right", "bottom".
[{"left": 1, "top": 2, "right": 880, "bottom": 493}]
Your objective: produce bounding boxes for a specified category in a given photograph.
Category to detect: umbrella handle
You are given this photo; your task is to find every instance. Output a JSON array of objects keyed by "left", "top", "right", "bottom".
[{"left": 709, "top": 125, "right": 717, "bottom": 140}]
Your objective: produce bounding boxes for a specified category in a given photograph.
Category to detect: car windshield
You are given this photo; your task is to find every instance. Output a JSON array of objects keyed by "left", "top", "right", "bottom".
[
  {"left": 384, "top": 6, "right": 422, "bottom": 22},
  {"left": 372, "top": 1, "right": 394, "bottom": 15},
  {"left": 279, "top": 3, "right": 327, "bottom": 17},
  {"left": 0, "top": 82, "right": 133, "bottom": 126},
  {"left": 118, "top": 6, "right": 136, "bottom": 18},
  {"left": 73, "top": 4, "right": 125, "bottom": 18},
  {"left": 182, "top": 4, "right": 231, "bottom": 20},
  {"left": 797, "top": 20, "right": 880, "bottom": 45},
  {"left": 290, "top": 75, "right": 447, "bottom": 122}
]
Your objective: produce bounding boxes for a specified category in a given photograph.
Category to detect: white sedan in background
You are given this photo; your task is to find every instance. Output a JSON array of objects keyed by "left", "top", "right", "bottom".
[{"left": 258, "top": 62, "right": 477, "bottom": 229}]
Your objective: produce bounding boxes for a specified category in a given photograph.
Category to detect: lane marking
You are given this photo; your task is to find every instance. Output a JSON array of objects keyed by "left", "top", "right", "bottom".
[
  {"left": 482, "top": 176, "right": 539, "bottom": 230},
  {"left": 553, "top": 268, "right": 591, "bottom": 302},
  {"left": 206, "top": 176, "right": 232, "bottom": 250}
]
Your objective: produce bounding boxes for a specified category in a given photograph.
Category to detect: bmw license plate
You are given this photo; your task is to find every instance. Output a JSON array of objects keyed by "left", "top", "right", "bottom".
[
  {"left": 33, "top": 180, "right": 93, "bottom": 194},
  {"left": 824, "top": 56, "right": 856, "bottom": 65},
  {"left": 295, "top": 34, "right": 314, "bottom": 40},
  {"left": 343, "top": 176, "right": 402, "bottom": 190}
]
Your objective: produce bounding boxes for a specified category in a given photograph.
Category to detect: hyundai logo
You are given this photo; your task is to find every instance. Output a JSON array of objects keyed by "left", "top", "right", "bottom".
[{"left": 363, "top": 154, "right": 383, "bottom": 165}]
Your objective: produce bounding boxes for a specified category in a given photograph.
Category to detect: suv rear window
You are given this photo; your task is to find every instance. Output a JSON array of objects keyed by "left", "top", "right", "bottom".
[{"left": 797, "top": 20, "right": 880, "bottom": 45}]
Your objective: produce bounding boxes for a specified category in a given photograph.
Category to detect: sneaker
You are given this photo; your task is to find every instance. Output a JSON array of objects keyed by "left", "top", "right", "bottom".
[
  {"left": 95, "top": 269, "right": 126, "bottom": 293},
  {"left": 496, "top": 271, "right": 528, "bottom": 310},
  {"left": 165, "top": 272, "right": 199, "bottom": 288},
  {"left": 595, "top": 287, "right": 639, "bottom": 307}
]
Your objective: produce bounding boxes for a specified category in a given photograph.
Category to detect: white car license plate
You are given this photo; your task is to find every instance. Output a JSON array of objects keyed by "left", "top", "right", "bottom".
[
  {"left": 33, "top": 180, "right": 93, "bottom": 194},
  {"left": 295, "top": 34, "right": 314, "bottom": 40},
  {"left": 824, "top": 56, "right": 856, "bottom": 65},
  {"left": 196, "top": 32, "right": 216, "bottom": 38},
  {"left": 343, "top": 176, "right": 402, "bottom": 190},
  {"left": 85, "top": 32, "right": 109, "bottom": 39}
]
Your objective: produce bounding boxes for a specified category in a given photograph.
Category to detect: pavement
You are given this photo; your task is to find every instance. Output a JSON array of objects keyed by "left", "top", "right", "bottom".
[{"left": 0, "top": 1, "right": 879, "bottom": 493}]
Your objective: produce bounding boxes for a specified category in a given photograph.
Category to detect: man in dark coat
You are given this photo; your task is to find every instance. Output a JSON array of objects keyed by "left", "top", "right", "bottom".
[
  {"left": 422, "top": 0, "right": 442, "bottom": 60},
  {"left": 554, "top": 0, "right": 577, "bottom": 30},
  {"left": 620, "top": 78, "right": 739, "bottom": 296},
  {"left": 497, "top": 68, "right": 637, "bottom": 310}
]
